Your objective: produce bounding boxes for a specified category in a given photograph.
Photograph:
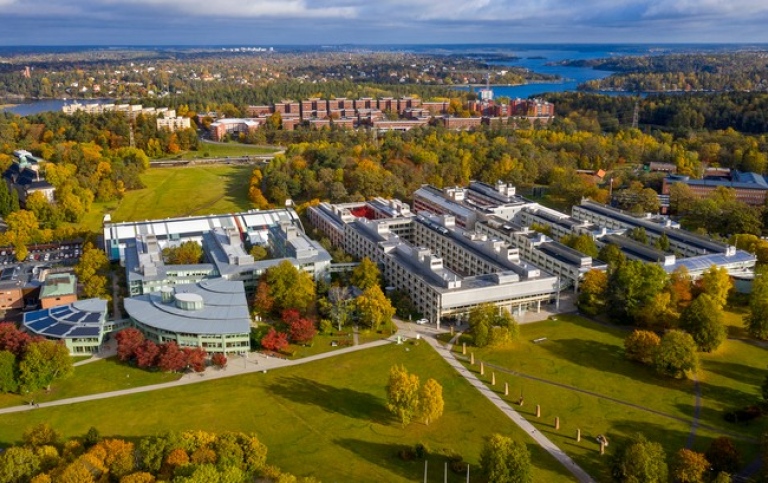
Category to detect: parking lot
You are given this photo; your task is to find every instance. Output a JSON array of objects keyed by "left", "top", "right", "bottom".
[{"left": 0, "top": 242, "right": 82, "bottom": 267}]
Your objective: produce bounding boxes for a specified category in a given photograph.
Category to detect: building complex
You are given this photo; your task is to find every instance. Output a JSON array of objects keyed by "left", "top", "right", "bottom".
[
  {"left": 310, "top": 181, "right": 756, "bottom": 324},
  {"left": 102, "top": 208, "right": 331, "bottom": 354}
]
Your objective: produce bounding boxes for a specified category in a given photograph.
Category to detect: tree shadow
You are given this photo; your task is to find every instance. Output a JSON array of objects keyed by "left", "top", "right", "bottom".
[
  {"left": 538, "top": 338, "right": 692, "bottom": 394},
  {"left": 221, "top": 165, "right": 254, "bottom": 211},
  {"left": 335, "top": 438, "right": 433, "bottom": 481},
  {"left": 703, "top": 359, "right": 764, "bottom": 388},
  {"left": 265, "top": 376, "right": 390, "bottom": 423}
]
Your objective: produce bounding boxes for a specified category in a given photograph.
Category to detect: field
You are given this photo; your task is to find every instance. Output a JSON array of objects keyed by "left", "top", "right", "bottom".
[
  {"left": 80, "top": 164, "right": 254, "bottom": 231},
  {"left": 455, "top": 315, "right": 766, "bottom": 479},
  {"left": 180, "top": 142, "right": 281, "bottom": 160},
  {"left": 0, "top": 357, "right": 180, "bottom": 409},
  {"left": 0, "top": 343, "right": 575, "bottom": 483}
]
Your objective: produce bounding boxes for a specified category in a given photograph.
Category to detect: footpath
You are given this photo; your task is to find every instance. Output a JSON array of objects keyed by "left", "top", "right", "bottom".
[
  {"left": 396, "top": 320, "right": 594, "bottom": 483},
  {"left": 0, "top": 339, "right": 391, "bottom": 415}
]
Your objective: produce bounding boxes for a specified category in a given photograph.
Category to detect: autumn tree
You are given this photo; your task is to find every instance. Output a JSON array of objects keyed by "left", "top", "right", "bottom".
[
  {"left": 671, "top": 448, "right": 709, "bottom": 483},
  {"left": 706, "top": 437, "right": 741, "bottom": 475},
  {"left": 695, "top": 265, "right": 732, "bottom": 309},
  {"left": 74, "top": 242, "right": 111, "bottom": 300},
  {"left": 468, "top": 303, "right": 519, "bottom": 347},
  {"left": 19, "top": 340, "right": 73, "bottom": 392},
  {"left": 0, "top": 322, "right": 33, "bottom": 357},
  {"left": 354, "top": 285, "right": 395, "bottom": 332},
  {"left": 260, "top": 328, "right": 288, "bottom": 353},
  {"left": 350, "top": 257, "right": 381, "bottom": 291},
  {"left": 252, "top": 280, "right": 274, "bottom": 317},
  {"left": 480, "top": 434, "right": 532, "bottom": 483},
  {"left": 667, "top": 266, "right": 693, "bottom": 311},
  {"left": 23, "top": 423, "right": 60, "bottom": 447},
  {"left": 327, "top": 286, "right": 352, "bottom": 331},
  {"left": 211, "top": 353, "right": 227, "bottom": 369},
  {"left": 680, "top": 294, "right": 727, "bottom": 352},
  {"left": 264, "top": 261, "right": 316, "bottom": 314},
  {"left": 561, "top": 233, "right": 598, "bottom": 258},
  {"left": 162, "top": 241, "right": 203, "bottom": 265},
  {"left": 250, "top": 245, "right": 268, "bottom": 261},
  {"left": 746, "top": 266, "right": 768, "bottom": 340},
  {"left": 0, "top": 446, "right": 41, "bottom": 483},
  {"left": 182, "top": 347, "right": 207, "bottom": 373},
  {"left": 577, "top": 269, "right": 608, "bottom": 315},
  {"left": 288, "top": 317, "right": 317, "bottom": 345},
  {"left": 93, "top": 439, "right": 135, "bottom": 480},
  {"left": 624, "top": 330, "right": 661, "bottom": 365},
  {"left": 611, "top": 433, "right": 668, "bottom": 483},
  {"left": 115, "top": 328, "right": 144, "bottom": 362},
  {"left": 386, "top": 365, "right": 420, "bottom": 426},
  {"left": 653, "top": 330, "right": 699, "bottom": 379},
  {"left": 0, "top": 350, "right": 18, "bottom": 393},
  {"left": 5, "top": 209, "right": 40, "bottom": 262},
  {"left": 607, "top": 260, "right": 668, "bottom": 322},
  {"left": 134, "top": 340, "right": 160, "bottom": 369},
  {"left": 419, "top": 378, "right": 444, "bottom": 426},
  {"left": 634, "top": 292, "right": 679, "bottom": 331},
  {"left": 156, "top": 342, "right": 187, "bottom": 373}
]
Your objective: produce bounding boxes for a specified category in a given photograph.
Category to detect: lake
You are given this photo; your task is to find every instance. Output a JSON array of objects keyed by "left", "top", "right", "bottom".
[{"left": 0, "top": 45, "right": 649, "bottom": 116}]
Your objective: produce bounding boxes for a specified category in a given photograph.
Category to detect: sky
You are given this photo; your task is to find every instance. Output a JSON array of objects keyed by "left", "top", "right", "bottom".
[{"left": 1, "top": 0, "right": 768, "bottom": 46}]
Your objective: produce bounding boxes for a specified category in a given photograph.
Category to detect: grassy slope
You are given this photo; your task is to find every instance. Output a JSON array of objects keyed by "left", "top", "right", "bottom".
[
  {"left": 458, "top": 315, "right": 766, "bottom": 476},
  {"left": 0, "top": 358, "right": 180, "bottom": 409},
  {"left": 80, "top": 164, "right": 254, "bottom": 232},
  {"left": 0, "top": 343, "right": 575, "bottom": 483},
  {"left": 181, "top": 142, "right": 279, "bottom": 159}
]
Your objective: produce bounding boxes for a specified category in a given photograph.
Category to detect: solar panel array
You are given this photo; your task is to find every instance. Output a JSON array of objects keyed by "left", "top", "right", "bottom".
[{"left": 22, "top": 304, "right": 105, "bottom": 340}]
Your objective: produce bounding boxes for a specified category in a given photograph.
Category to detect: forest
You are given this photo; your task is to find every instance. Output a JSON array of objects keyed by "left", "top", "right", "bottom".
[{"left": 572, "top": 52, "right": 768, "bottom": 93}]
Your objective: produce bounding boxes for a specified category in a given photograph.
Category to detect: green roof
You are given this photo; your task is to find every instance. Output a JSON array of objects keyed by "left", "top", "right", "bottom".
[{"left": 40, "top": 274, "right": 77, "bottom": 298}]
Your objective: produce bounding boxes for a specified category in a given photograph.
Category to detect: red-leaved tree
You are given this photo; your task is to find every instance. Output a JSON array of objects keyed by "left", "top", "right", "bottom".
[
  {"left": 281, "top": 309, "right": 301, "bottom": 324},
  {"left": 183, "top": 347, "right": 207, "bottom": 373},
  {"left": 0, "top": 322, "right": 33, "bottom": 357},
  {"left": 211, "top": 353, "right": 228, "bottom": 369},
  {"left": 115, "top": 328, "right": 144, "bottom": 362},
  {"left": 135, "top": 340, "right": 160, "bottom": 368},
  {"left": 289, "top": 318, "right": 317, "bottom": 345},
  {"left": 261, "top": 328, "right": 288, "bottom": 353},
  {"left": 157, "top": 342, "right": 187, "bottom": 372}
]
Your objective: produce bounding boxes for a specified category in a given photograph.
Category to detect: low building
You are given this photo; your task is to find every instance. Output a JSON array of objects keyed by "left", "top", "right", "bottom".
[
  {"left": 39, "top": 273, "right": 77, "bottom": 309},
  {"left": 22, "top": 298, "right": 114, "bottom": 355},
  {"left": 662, "top": 171, "right": 768, "bottom": 207},
  {"left": 3, "top": 150, "right": 55, "bottom": 205},
  {"left": 209, "top": 118, "right": 262, "bottom": 141},
  {"left": 156, "top": 115, "right": 191, "bottom": 132},
  {"left": 104, "top": 209, "right": 331, "bottom": 296},
  {"left": 123, "top": 279, "right": 251, "bottom": 355}
]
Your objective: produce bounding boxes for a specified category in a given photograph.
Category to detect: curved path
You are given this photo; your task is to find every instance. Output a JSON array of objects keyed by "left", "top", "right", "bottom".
[{"left": 405, "top": 325, "right": 594, "bottom": 483}]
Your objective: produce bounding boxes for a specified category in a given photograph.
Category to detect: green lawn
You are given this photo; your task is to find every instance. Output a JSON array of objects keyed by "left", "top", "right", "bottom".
[
  {"left": 80, "top": 164, "right": 254, "bottom": 231},
  {"left": 0, "top": 343, "right": 574, "bottom": 483},
  {"left": 181, "top": 142, "right": 280, "bottom": 159},
  {"left": 0, "top": 357, "right": 180, "bottom": 409},
  {"left": 457, "top": 315, "right": 766, "bottom": 475}
]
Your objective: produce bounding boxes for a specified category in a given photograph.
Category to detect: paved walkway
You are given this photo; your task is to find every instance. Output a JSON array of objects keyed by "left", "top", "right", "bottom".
[
  {"left": 397, "top": 321, "right": 594, "bottom": 483},
  {"left": 0, "top": 339, "right": 393, "bottom": 415}
]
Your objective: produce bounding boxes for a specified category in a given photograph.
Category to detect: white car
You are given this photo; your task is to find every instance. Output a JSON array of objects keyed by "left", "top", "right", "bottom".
[{"left": 416, "top": 318, "right": 428, "bottom": 325}]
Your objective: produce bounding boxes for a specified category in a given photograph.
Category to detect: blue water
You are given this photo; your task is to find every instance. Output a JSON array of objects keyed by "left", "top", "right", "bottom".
[
  {"left": 0, "top": 44, "right": 713, "bottom": 115},
  {"left": 457, "top": 47, "right": 618, "bottom": 98}
]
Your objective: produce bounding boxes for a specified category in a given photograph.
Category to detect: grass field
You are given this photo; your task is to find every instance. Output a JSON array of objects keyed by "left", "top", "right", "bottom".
[
  {"left": 457, "top": 315, "right": 766, "bottom": 476},
  {"left": 0, "top": 357, "right": 180, "bottom": 409},
  {"left": 80, "top": 164, "right": 254, "bottom": 231},
  {"left": 0, "top": 343, "right": 575, "bottom": 483},
  {"left": 180, "top": 142, "right": 281, "bottom": 160}
]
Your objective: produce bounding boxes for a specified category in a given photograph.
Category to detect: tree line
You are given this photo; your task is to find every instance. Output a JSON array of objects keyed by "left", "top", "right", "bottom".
[{"left": 0, "top": 424, "right": 318, "bottom": 483}]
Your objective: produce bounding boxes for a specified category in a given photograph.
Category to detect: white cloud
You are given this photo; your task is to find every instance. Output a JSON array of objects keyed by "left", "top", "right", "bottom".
[{"left": 110, "top": 0, "right": 357, "bottom": 18}]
